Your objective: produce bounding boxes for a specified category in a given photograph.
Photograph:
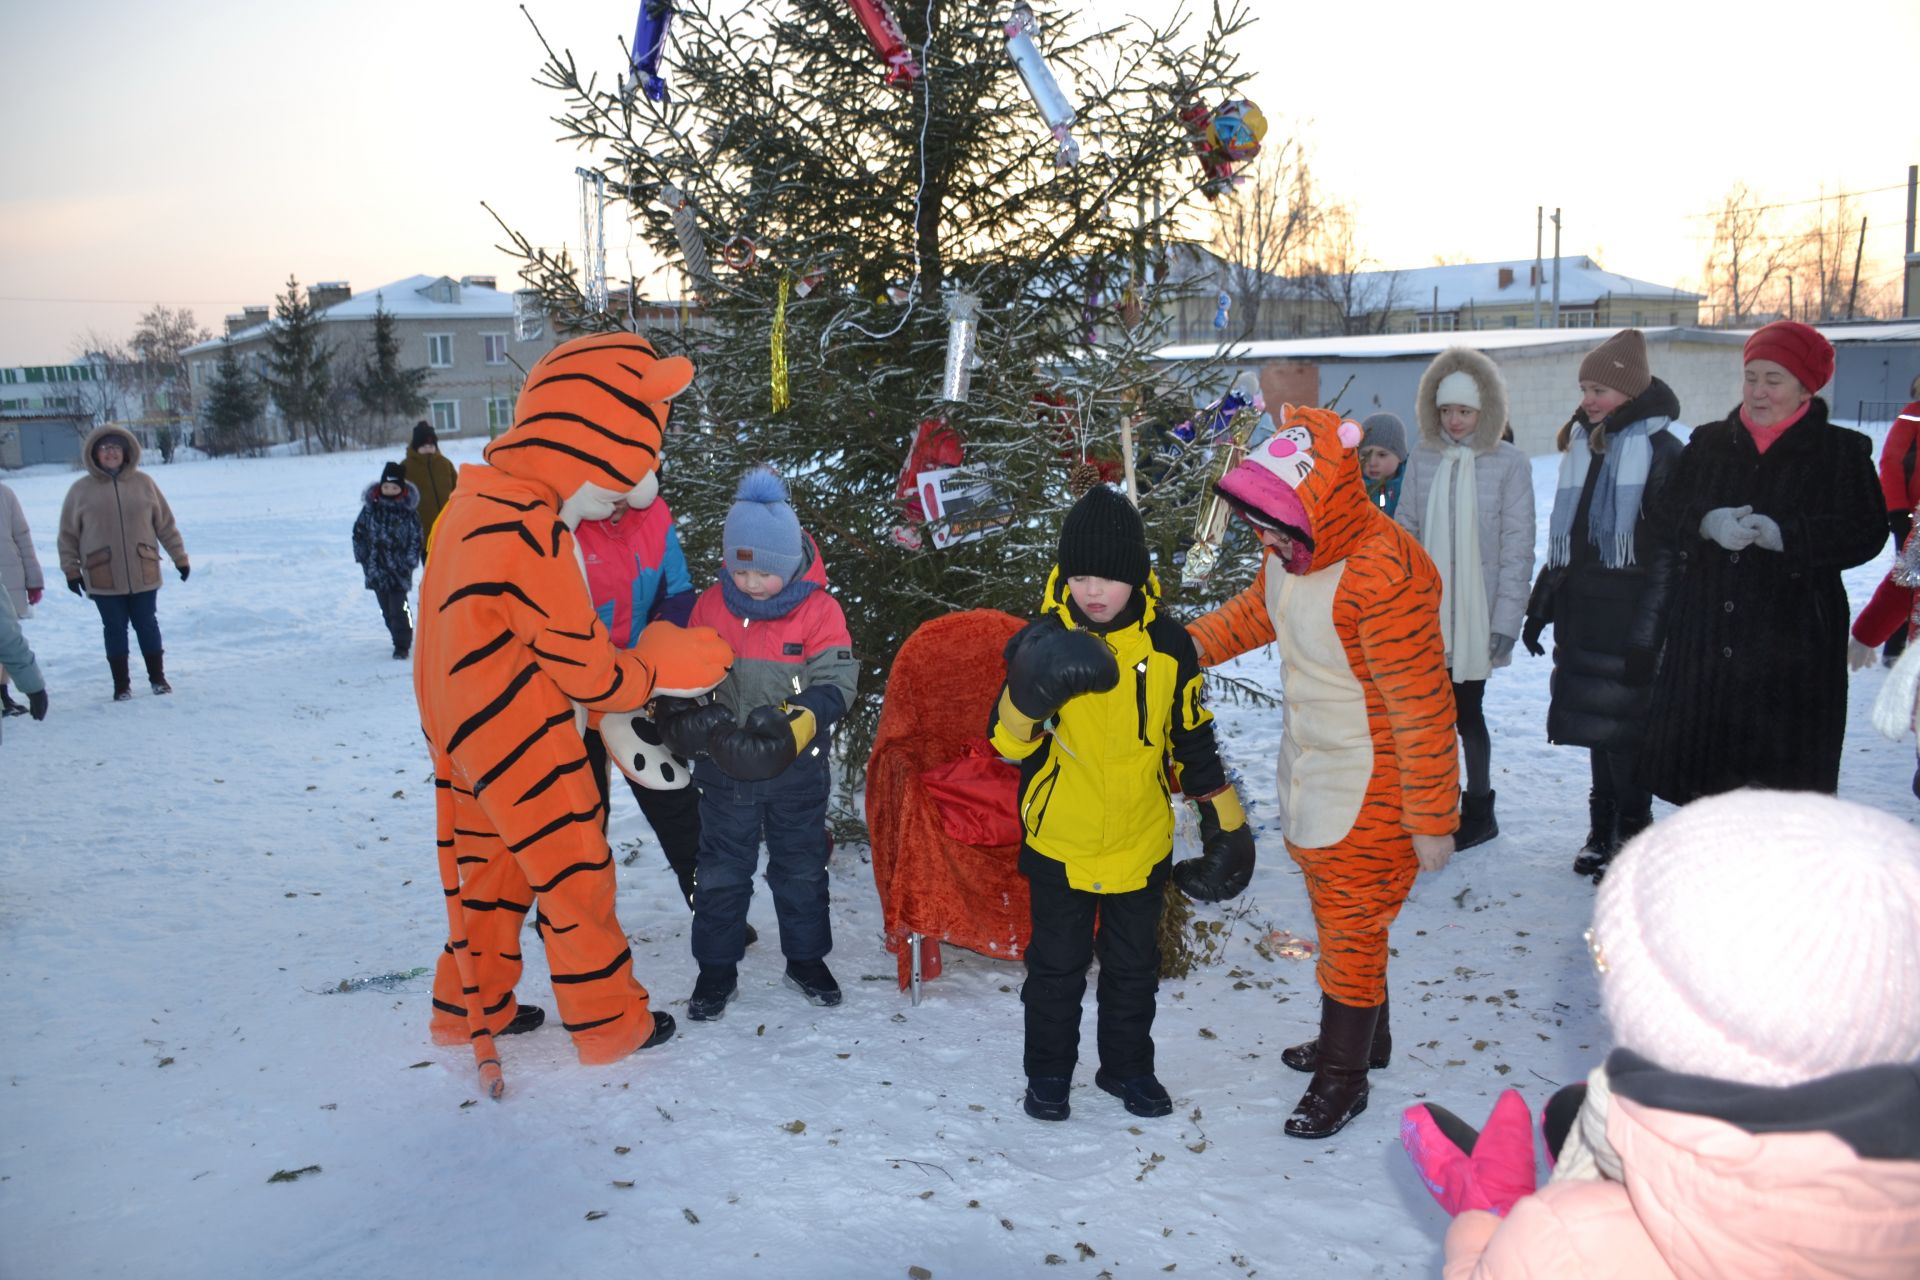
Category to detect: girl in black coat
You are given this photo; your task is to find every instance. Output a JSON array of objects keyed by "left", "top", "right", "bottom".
[
  {"left": 1638, "top": 322, "right": 1886, "bottom": 803},
  {"left": 352, "top": 462, "right": 425, "bottom": 658},
  {"left": 1523, "top": 331, "right": 1682, "bottom": 880}
]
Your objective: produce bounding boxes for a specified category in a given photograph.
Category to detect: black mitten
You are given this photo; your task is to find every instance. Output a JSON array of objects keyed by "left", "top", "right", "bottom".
[
  {"left": 653, "top": 695, "right": 734, "bottom": 761},
  {"left": 707, "top": 705, "right": 805, "bottom": 781},
  {"left": 1172, "top": 790, "right": 1256, "bottom": 901},
  {"left": 28, "top": 689, "right": 48, "bottom": 721},
  {"left": 1003, "top": 618, "right": 1119, "bottom": 722},
  {"left": 1521, "top": 615, "right": 1546, "bottom": 657}
]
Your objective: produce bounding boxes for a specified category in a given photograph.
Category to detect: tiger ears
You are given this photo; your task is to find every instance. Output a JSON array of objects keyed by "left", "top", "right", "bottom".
[
  {"left": 633, "top": 353, "right": 696, "bottom": 404},
  {"left": 1338, "top": 419, "right": 1364, "bottom": 449}
]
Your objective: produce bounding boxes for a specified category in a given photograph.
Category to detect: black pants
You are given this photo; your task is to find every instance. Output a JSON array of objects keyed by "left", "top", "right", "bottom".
[
  {"left": 373, "top": 587, "right": 412, "bottom": 652},
  {"left": 1590, "top": 747, "right": 1651, "bottom": 826},
  {"left": 1021, "top": 849, "right": 1169, "bottom": 1080},
  {"left": 1452, "top": 679, "right": 1491, "bottom": 797},
  {"left": 582, "top": 729, "right": 702, "bottom": 899}
]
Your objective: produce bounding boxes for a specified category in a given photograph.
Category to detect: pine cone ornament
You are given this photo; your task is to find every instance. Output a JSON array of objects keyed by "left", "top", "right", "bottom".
[{"left": 1068, "top": 460, "right": 1101, "bottom": 496}]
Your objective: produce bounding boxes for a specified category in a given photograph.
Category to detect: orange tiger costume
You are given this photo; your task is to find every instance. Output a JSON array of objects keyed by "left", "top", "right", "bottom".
[
  {"left": 1187, "top": 400, "right": 1458, "bottom": 1138},
  {"left": 414, "top": 334, "right": 733, "bottom": 1093}
]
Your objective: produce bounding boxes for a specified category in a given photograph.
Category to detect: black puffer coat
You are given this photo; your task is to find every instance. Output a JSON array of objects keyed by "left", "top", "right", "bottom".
[
  {"left": 1638, "top": 398, "right": 1885, "bottom": 802},
  {"left": 351, "top": 481, "right": 424, "bottom": 593},
  {"left": 1526, "top": 379, "right": 1684, "bottom": 751}
]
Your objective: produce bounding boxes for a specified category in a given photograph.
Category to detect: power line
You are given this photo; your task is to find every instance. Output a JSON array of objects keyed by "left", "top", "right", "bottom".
[
  {"left": 0, "top": 295, "right": 255, "bottom": 306},
  {"left": 1681, "top": 182, "right": 1910, "bottom": 219}
]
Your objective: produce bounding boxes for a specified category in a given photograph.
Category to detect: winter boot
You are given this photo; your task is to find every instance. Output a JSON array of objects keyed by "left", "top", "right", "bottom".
[
  {"left": 498, "top": 1004, "right": 546, "bottom": 1036},
  {"left": 109, "top": 655, "right": 133, "bottom": 702},
  {"left": 1283, "top": 994, "right": 1381, "bottom": 1140},
  {"left": 0, "top": 683, "right": 24, "bottom": 717},
  {"left": 1024, "top": 1075, "right": 1072, "bottom": 1122},
  {"left": 638, "top": 1011, "right": 677, "bottom": 1050},
  {"left": 783, "top": 957, "right": 843, "bottom": 1007},
  {"left": 1454, "top": 790, "right": 1498, "bottom": 851},
  {"left": 1282, "top": 992, "right": 1391, "bottom": 1073},
  {"left": 1596, "top": 809, "right": 1653, "bottom": 884},
  {"left": 1571, "top": 793, "right": 1618, "bottom": 877},
  {"left": 144, "top": 651, "right": 171, "bottom": 695},
  {"left": 1094, "top": 1068, "right": 1173, "bottom": 1118},
  {"left": 687, "top": 965, "right": 738, "bottom": 1021}
]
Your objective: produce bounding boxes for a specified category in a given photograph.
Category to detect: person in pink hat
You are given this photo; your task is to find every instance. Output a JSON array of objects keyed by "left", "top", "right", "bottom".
[{"left": 1637, "top": 321, "right": 1884, "bottom": 801}]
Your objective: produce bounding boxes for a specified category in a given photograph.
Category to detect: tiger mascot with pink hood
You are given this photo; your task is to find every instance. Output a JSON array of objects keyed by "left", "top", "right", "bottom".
[{"left": 414, "top": 333, "right": 733, "bottom": 1094}]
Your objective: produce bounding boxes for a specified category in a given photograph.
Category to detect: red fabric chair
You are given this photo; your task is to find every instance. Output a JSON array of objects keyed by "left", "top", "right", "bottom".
[{"left": 866, "top": 609, "right": 1030, "bottom": 995}]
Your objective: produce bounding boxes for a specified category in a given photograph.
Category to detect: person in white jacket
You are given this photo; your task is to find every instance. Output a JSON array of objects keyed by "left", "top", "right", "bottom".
[{"left": 1395, "top": 347, "right": 1535, "bottom": 849}]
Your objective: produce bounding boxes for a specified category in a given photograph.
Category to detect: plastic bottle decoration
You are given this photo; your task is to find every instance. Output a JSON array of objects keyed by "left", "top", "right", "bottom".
[
  {"left": 1212, "top": 290, "right": 1231, "bottom": 331},
  {"left": 656, "top": 183, "right": 712, "bottom": 298},
  {"left": 845, "top": 0, "right": 923, "bottom": 86},
  {"left": 1003, "top": 3, "right": 1080, "bottom": 167},
  {"left": 942, "top": 291, "right": 979, "bottom": 403},
  {"left": 771, "top": 272, "right": 792, "bottom": 415},
  {"left": 626, "top": 0, "right": 675, "bottom": 103}
]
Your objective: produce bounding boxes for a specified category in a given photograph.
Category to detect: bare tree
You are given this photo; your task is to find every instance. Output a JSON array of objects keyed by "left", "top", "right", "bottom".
[
  {"left": 1703, "top": 182, "right": 1792, "bottom": 324},
  {"left": 128, "top": 305, "right": 209, "bottom": 461},
  {"left": 1296, "top": 203, "right": 1403, "bottom": 335},
  {"left": 1209, "top": 142, "right": 1321, "bottom": 340}
]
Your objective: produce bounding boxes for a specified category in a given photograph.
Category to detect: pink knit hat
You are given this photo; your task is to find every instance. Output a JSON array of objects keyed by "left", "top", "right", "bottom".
[{"left": 1591, "top": 790, "right": 1920, "bottom": 1088}]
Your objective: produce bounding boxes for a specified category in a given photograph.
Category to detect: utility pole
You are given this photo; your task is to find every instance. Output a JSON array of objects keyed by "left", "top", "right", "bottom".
[
  {"left": 1846, "top": 215, "right": 1867, "bottom": 319},
  {"left": 1905, "top": 164, "right": 1916, "bottom": 318},
  {"left": 1534, "top": 206, "right": 1544, "bottom": 329},
  {"left": 1550, "top": 208, "right": 1562, "bottom": 327}
]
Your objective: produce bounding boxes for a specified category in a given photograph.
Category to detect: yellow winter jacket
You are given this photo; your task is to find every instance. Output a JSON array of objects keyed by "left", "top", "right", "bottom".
[{"left": 989, "top": 567, "right": 1225, "bottom": 893}]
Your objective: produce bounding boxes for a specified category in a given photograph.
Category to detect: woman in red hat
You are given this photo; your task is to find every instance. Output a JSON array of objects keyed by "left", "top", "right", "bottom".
[{"left": 1638, "top": 320, "right": 1886, "bottom": 801}]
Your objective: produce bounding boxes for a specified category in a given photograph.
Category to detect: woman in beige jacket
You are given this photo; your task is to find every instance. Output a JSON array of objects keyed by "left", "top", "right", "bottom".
[
  {"left": 0, "top": 480, "right": 45, "bottom": 715},
  {"left": 57, "top": 425, "right": 189, "bottom": 699}
]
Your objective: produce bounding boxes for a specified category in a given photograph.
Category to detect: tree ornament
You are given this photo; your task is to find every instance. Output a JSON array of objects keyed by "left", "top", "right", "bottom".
[
  {"left": 656, "top": 183, "right": 711, "bottom": 298},
  {"left": 1181, "top": 402, "right": 1262, "bottom": 586},
  {"left": 625, "top": 0, "right": 675, "bottom": 103},
  {"left": 942, "top": 291, "right": 979, "bottom": 403},
  {"left": 891, "top": 417, "right": 965, "bottom": 548},
  {"left": 1003, "top": 2, "right": 1080, "bottom": 167},
  {"left": 1212, "top": 289, "right": 1231, "bottom": 331},
  {"left": 1180, "top": 96, "right": 1267, "bottom": 199},
  {"left": 771, "top": 272, "right": 792, "bottom": 414},
  {"left": 1172, "top": 386, "right": 1252, "bottom": 444},
  {"left": 576, "top": 167, "right": 609, "bottom": 312},
  {"left": 845, "top": 0, "right": 923, "bottom": 86},
  {"left": 1067, "top": 460, "right": 1101, "bottom": 497}
]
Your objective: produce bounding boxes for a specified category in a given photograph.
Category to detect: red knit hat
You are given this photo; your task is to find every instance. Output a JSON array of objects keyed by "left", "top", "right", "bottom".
[{"left": 1743, "top": 320, "right": 1833, "bottom": 393}]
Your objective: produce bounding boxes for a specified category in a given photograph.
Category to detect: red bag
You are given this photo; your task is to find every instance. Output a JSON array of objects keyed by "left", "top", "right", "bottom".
[{"left": 919, "top": 738, "right": 1021, "bottom": 849}]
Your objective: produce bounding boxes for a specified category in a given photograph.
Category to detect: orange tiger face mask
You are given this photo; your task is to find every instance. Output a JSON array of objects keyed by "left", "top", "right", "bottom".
[
  {"left": 1214, "top": 404, "right": 1372, "bottom": 574},
  {"left": 482, "top": 333, "right": 695, "bottom": 527}
]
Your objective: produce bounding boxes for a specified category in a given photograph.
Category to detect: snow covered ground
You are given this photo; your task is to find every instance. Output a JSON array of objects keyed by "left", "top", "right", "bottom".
[{"left": 3, "top": 429, "right": 1914, "bottom": 1280}]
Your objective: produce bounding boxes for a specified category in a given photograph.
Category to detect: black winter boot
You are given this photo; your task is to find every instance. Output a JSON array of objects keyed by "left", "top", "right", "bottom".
[
  {"left": 1596, "top": 809, "right": 1653, "bottom": 884},
  {"left": 0, "top": 683, "right": 24, "bottom": 717},
  {"left": 783, "top": 957, "right": 843, "bottom": 1007},
  {"left": 1454, "top": 790, "right": 1498, "bottom": 851},
  {"left": 1571, "top": 793, "right": 1618, "bottom": 877},
  {"left": 1283, "top": 995, "right": 1380, "bottom": 1139},
  {"left": 687, "top": 965, "right": 738, "bottom": 1021},
  {"left": 1282, "top": 991, "right": 1391, "bottom": 1073},
  {"left": 1094, "top": 1068, "right": 1173, "bottom": 1118},
  {"left": 144, "top": 651, "right": 171, "bottom": 695},
  {"left": 108, "top": 655, "right": 133, "bottom": 702},
  {"left": 1024, "top": 1075, "right": 1072, "bottom": 1122}
]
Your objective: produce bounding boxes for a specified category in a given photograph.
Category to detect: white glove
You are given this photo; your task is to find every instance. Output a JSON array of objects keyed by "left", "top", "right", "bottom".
[
  {"left": 1741, "top": 512, "right": 1784, "bottom": 552},
  {"left": 1412, "top": 831, "right": 1455, "bottom": 874},
  {"left": 1872, "top": 644, "right": 1920, "bottom": 741},
  {"left": 1700, "top": 505, "right": 1757, "bottom": 551},
  {"left": 1848, "top": 638, "right": 1879, "bottom": 672}
]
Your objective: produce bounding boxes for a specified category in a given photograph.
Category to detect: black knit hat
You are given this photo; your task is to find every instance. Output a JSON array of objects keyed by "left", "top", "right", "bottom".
[
  {"left": 411, "top": 420, "right": 438, "bottom": 450},
  {"left": 1057, "top": 485, "right": 1149, "bottom": 587},
  {"left": 380, "top": 461, "right": 406, "bottom": 487}
]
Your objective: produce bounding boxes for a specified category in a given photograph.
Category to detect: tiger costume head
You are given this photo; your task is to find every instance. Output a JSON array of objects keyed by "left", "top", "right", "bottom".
[
  {"left": 482, "top": 333, "right": 695, "bottom": 528},
  {"left": 1215, "top": 403, "right": 1375, "bottom": 575}
]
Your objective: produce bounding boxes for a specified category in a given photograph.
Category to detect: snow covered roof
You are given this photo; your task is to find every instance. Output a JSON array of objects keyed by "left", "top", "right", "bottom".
[
  {"left": 183, "top": 275, "right": 517, "bottom": 355},
  {"left": 1355, "top": 256, "right": 1701, "bottom": 310},
  {"left": 1155, "top": 325, "right": 1744, "bottom": 364}
]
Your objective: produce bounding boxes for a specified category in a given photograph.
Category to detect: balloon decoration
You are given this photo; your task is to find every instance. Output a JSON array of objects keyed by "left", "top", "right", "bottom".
[
  {"left": 1180, "top": 97, "right": 1268, "bottom": 198},
  {"left": 891, "top": 417, "right": 966, "bottom": 549},
  {"left": 1003, "top": 3, "right": 1080, "bottom": 167},
  {"left": 846, "top": 0, "right": 923, "bottom": 86},
  {"left": 942, "top": 291, "right": 979, "bottom": 404},
  {"left": 626, "top": 0, "right": 675, "bottom": 103}
]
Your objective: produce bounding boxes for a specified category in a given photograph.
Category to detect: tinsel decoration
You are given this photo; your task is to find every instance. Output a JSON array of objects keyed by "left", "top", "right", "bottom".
[
  {"left": 770, "top": 271, "right": 792, "bottom": 415},
  {"left": 656, "top": 183, "right": 712, "bottom": 299},
  {"left": 1003, "top": 2, "right": 1080, "bottom": 166},
  {"left": 1896, "top": 527, "right": 1920, "bottom": 587},
  {"left": 941, "top": 291, "right": 979, "bottom": 403},
  {"left": 577, "top": 167, "right": 609, "bottom": 313}
]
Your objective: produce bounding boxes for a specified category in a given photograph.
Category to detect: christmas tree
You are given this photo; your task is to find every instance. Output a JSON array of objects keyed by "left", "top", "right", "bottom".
[{"left": 498, "top": 0, "right": 1269, "bottom": 768}]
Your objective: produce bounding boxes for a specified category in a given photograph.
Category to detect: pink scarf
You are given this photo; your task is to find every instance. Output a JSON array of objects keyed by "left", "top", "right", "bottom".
[{"left": 1740, "top": 400, "right": 1812, "bottom": 454}]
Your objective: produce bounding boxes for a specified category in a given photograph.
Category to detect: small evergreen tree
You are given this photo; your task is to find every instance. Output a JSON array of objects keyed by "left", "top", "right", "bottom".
[
  {"left": 259, "top": 275, "right": 336, "bottom": 452},
  {"left": 201, "top": 339, "right": 268, "bottom": 457},
  {"left": 352, "top": 298, "right": 430, "bottom": 443}
]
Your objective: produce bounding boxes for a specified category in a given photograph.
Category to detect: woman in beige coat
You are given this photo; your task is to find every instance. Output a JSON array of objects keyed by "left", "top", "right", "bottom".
[
  {"left": 1395, "top": 347, "right": 1535, "bottom": 849},
  {"left": 57, "top": 425, "right": 189, "bottom": 699},
  {"left": 0, "top": 480, "right": 45, "bottom": 715}
]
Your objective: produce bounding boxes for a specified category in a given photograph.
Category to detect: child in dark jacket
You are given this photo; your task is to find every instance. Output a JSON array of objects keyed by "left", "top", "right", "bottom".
[
  {"left": 658, "top": 467, "right": 858, "bottom": 1020},
  {"left": 352, "top": 462, "right": 425, "bottom": 658},
  {"left": 990, "top": 485, "right": 1254, "bottom": 1122},
  {"left": 1358, "top": 412, "right": 1409, "bottom": 517}
]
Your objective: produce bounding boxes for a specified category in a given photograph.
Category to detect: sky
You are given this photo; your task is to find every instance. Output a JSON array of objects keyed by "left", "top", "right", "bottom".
[{"left": 2, "top": 0, "right": 1916, "bottom": 364}]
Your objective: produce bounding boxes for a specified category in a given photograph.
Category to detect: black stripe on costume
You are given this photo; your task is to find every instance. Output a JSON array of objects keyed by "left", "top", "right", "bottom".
[
  {"left": 472, "top": 709, "right": 575, "bottom": 795},
  {"left": 456, "top": 854, "right": 488, "bottom": 866},
  {"left": 459, "top": 896, "right": 533, "bottom": 914},
  {"left": 572, "top": 664, "right": 628, "bottom": 706},
  {"left": 549, "top": 945, "right": 633, "bottom": 985},
  {"left": 462, "top": 521, "right": 545, "bottom": 556},
  {"left": 516, "top": 403, "right": 666, "bottom": 454},
  {"left": 505, "top": 806, "right": 602, "bottom": 855},
  {"left": 450, "top": 629, "right": 515, "bottom": 675},
  {"left": 549, "top": 626, "right": 595, "bottom": 642},
  {"left": 433, "top": 998, "right": 467, "bottom": 1017},
  {"left": 561, "top": 1012, "right": 623, "bottom": 1033},
  {"left": 540, "top": 335, "right": 656, "bottom": 362},
  {"left": 484, "top": 992, "right": 513, "bottom": 1015},
  {"left": 529, "top": 642, "right": 587, "bottom": 667},
  {"left": 447, "top": 663, "right": 541, "bottom": 754},
  {"left": 550, "top": 521, "right": 565, "bottom": 558},
  {"left": 478, "top": 492, "right": 545, "bottom": 513},
  {"left": 517, "top": 754, "right": 591, "bottom": 805},
  {"left": 528, "top": 852, "right": 613, "bottom": 895},
  {"left": 441, "top": 580, "right": 549, "bottom": 618},
  {"left": 486, "top": 432, "right": 638, "bottom": 489},
  {"left": 500, "top": 952, "right": 522, "bottom": 963}
]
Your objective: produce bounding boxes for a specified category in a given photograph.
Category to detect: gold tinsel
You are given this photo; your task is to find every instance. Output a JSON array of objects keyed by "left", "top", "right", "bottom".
[{"left": 770, "top": 270, "right": 791, "bottom": 414}]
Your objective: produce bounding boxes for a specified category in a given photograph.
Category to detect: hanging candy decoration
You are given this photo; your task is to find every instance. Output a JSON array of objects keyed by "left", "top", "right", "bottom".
[
  {"left": 891, "top": 417, "right": 966, "bottom": 549},
  {"left": 1003, "top": 3, "right": 1080, "bottom": 167},
  {"left": 846, "top": 0, "right": 923, "bottom": 87},
  {"left": 656, "top": 183, "right": 712, "bottom": 299},
  {"left": 771, "top": 272, "right": 792, "bottom": 415},
  {"left": 1212, "top": 289, "right": 1231, "bottom": 331},
  {"left": 942, "top": 291, "right": 980, "bottom": 404},
  {"left": 625, "top": 0, "right": 675, "bottom": 103}
]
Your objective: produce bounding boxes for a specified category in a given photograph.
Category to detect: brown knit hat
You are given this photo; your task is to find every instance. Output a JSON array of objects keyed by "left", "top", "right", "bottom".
[{"left": 1578, "top": 330, "right": 1652, "bottom": 398}]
